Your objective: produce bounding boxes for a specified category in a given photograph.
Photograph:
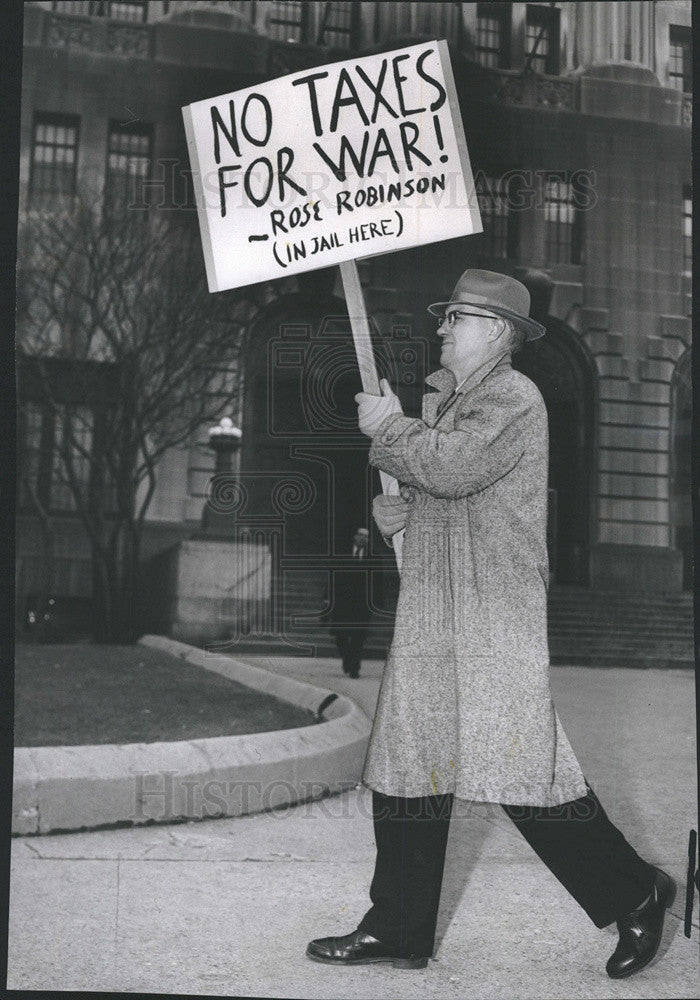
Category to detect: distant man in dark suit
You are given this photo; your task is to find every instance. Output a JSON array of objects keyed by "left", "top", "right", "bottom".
[{"left": 329, "top": 527, "right": 370, "bottom": 678}]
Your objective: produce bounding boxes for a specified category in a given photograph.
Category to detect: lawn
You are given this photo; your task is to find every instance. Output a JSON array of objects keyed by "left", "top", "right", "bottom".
[{"left": 14, "top": 644, "right": 319, "bottom": 747}]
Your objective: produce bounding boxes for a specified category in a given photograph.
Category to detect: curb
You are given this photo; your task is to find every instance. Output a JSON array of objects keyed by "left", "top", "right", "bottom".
[{"left": 12, "top": 636, "right": 372, "bottom": 836}]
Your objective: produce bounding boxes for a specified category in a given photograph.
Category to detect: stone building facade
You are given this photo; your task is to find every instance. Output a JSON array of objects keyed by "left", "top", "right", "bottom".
[{"left": 16, "top": 1, "right": 692, "bottom": 629}]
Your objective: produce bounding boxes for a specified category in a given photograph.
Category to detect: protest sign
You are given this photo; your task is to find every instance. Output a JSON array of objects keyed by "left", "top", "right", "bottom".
[
  {"left": 183, "top": 39, "right": 482, "bottom": 293},
  {"left": 183, "top": 40, "right": 482, "bottom": 569}
]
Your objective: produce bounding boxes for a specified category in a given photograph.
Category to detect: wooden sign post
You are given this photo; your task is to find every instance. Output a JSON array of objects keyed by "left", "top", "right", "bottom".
[{"left": 339, "top": 259, "right": 403, "bottom": 567}]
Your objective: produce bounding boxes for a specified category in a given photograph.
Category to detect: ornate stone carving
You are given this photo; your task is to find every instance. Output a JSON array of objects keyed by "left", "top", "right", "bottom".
[
  {"left": 46, "top": 14, "right": 93, "bottom": 50},
  {"left": 487, "top": 70, "right": 577, "bottom": 112},
  {"left": 536, "top": 78, "right": 577, "bottom": 110},
  {"left": 682, "top": 94, "right": 692, "bottom": 126},
  {"left": 107, "top": 23, "right": 149, "bottom": 57},
  {"left": 490, "top": 72, "right": 526, "bottom": 105}
]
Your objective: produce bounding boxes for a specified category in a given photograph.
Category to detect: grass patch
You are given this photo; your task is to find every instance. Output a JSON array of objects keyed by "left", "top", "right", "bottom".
[{"left": 15, "top": 644, "right": 319, "bottom": 747}]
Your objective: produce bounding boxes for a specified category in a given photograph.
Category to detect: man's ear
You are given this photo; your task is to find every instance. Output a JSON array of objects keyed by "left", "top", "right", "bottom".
[{"left": 488, "top": 318, "right": 507, "bottom": 343}]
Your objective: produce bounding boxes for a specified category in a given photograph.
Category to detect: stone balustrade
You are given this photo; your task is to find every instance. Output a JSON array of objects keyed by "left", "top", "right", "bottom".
[
  {"left": 37, "top": 9, "right": 690, "bottom": 127},
  {"left": 45, "top": 11, "right": 150, "bottom": 57}
]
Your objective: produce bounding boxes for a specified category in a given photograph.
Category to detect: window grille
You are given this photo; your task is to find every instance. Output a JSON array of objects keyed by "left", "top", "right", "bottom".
[
  {"left": 317, "top": 2, "right": 354, "bottom": 48},
  {"left": 525, "top": 4, "right": 560, "bottom": 75},
  {"left": 669, "top": 25, "right": 692, "bottom": 92},
  {"left": 475, "top": 3, "right": 511, "bottom": 69},
  {"left": 53, "top": 1, "right": 147, "bottom": 18},
  {"left": 53, "top": 2, "right": 93, "bottom": 14},
  {"left": 109, "top": 1, "right": 147, "bottom": 21},
  {"left": 683, "top": 186, "right": 692, "bottom": 275},
  {"left": 477, "top": 174, "right": 515, "bottom": 258},
  {"left": 19, "top": 402, "right": 94, "bottom": 513},
  {"left": 267, "top": 1, "right": 307, "bottom": 42},
  {"left": 543, "top": 174, "right": 581, "bottom": 264},
  {"left": 18, "top": 402, "right": 44, "bottom": 509},
  {"left": 104, "top": 121, "right": 153, "bottom": 213},
  {"left": 50, "top": 406, "right": 94, "bottom": 512},
  {"left": 29, "top": 113, "right": 80, "bottom": 208}
]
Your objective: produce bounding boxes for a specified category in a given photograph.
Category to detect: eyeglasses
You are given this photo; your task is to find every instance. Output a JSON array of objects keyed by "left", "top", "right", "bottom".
[{"left": 437, "top": 310, "right": 500, "bottom": 329}]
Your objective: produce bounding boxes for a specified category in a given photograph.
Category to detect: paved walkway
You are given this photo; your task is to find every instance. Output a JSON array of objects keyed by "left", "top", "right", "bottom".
[{"left": 8, "top": 657, "right": 698, "bottom": 998}]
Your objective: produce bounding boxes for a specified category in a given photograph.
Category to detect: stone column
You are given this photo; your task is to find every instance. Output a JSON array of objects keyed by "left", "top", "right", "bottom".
[
  {"left": 573, "top": 1, "right": 655, "bottom": 70},
  {"left": 609, "top": 2, "right": 621, "bottom": 62}
]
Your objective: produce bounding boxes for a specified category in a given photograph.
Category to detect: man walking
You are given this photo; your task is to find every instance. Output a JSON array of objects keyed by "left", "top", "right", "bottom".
[
  {"left": 328, "top": 526, "right": 370, "bottom": 678},
  {"left": 306, "top": 270, "right": 675, "bottom": 978}
]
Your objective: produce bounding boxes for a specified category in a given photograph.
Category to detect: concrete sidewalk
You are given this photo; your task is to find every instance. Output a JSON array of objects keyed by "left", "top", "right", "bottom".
[{"left": 7, "top": 658, "right": 698, "bottom": 998}]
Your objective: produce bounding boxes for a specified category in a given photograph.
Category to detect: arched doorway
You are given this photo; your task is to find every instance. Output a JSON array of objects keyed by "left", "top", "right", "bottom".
[
  {"left": 239, "top": 286, "right": 397, "bottom": 637},
  {"left": 670, "top": 349, "right": 692, "bottom": 591},
  {"left": 241, "top": 297, "right": 595, "bottom": 589},
  {"left": 240, "top": 288, "right": 381, "bottom": 558},
  {"left": 514, "top": 318, "right": 595, "bottom": 585}
]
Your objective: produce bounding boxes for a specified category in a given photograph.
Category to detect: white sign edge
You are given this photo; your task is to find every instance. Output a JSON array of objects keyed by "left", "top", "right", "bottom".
[
  {"left": 183, "top": 40, "right": 482, "bottom": 292},
  {"left": 182, "top": 103, "right": 221, "bottom": 293},
  {"left": 436, "top": 39, "right": 483, "bottom": 236}
]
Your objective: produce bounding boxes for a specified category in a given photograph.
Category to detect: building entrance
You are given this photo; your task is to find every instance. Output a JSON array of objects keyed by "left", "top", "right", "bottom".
[
  {"left": 671, "top": 350, "right": 692, "bottom": 591},
  {"left": 514, "top": 318, "right": 595, "bottom": 585},
  {"left": 243, "top": 300, "right": 596, "bottom": 591},
  {"left": 240, "top": 292, "right": 375, "bottom": 560}
]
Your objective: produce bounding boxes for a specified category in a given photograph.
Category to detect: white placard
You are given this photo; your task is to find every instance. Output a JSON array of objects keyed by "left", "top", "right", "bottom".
[{"left": 183, "top": 40, "right": 482, "bottom": 292}]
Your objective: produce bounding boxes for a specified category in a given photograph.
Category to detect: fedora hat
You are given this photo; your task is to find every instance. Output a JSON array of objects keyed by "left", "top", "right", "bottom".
[{"left": 427, "top": 269, "right": 546, "bottom": 341}]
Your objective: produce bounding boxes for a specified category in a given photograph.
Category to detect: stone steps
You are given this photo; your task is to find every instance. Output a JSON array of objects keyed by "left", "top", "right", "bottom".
[
  {"left": 220, "top": 637, "right": 692, "bottom": 670},
  {"left": 281, "top": 611, "right": 692, "bottom": 637},
  {"left": 227, "top": 583, "right": 694, "bottom": 668}
]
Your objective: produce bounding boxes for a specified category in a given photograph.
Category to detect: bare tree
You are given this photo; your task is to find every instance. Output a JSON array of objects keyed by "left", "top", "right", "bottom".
[
  {"left": 16, "top": 399, "right": 57, "bottom": 641},
  {"left": 17, "top": 200, "right": 259, "bottom": 642}
]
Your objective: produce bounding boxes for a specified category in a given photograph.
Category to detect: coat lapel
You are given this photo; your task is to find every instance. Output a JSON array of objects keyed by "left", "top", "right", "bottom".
[
  {"left": 422, "top": 368, "right": 455, "bottom": 423},
  {"left": 422, "top": 353, "right": 512, "bottom": 427}
]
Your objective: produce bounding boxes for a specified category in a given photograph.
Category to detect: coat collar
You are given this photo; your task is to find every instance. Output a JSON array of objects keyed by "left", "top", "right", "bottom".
[{"left": 425, "top": 352, "right": 513, "bottom": 395}]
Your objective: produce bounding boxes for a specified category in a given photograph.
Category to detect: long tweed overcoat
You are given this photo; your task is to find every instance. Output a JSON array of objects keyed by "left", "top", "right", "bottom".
[{"left": 362, "top": 353, "right": 588, "bottom": 806}]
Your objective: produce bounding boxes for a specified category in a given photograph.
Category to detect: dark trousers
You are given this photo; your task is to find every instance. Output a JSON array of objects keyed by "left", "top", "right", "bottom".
[
  {"left": 333, "top": 628, "right": 367, "bottom": 674},
  {"left": 357, "top": 783, "right": 656, "bottom": 957}
]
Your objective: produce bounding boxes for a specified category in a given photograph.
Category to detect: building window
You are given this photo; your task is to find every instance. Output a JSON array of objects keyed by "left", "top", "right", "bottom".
[
  {"left": 52, "top": 2, "right": 93, "bottom": 13},
  {"left": 50, "top": 406, "right": 94, "bottom": 512},
  {"left": 669, "top": 25, "right": 691, "bottom": 92},
  {"left": 543, "top": 174, "right": 581, "bottom": 264},
  {"left": 19, "top": 402, "right": 94, "bottom": 513},
  {"left": 477, "top": 173, "right": 517, "bottom": 259},
  {"left": 475, "top": 2, "right": 511, "bottom": 69},
  {"left": 53, "top": 1, "right": 146, "bottom": 17},
  {"left": 104, "top": 121, "right": 153, "bottom": 213},
  {"left": 18, "top": 402, "right": 45, "bottom": 510},
  {"left": 266, "top": 1, "right": 309, "bottom": 42},
  {"left": 683, "top": 185, "right": 692, "bottom": 275},
  {"left": 108, "top": 1, "right": 147, "bottom": 21},
  {"left": 317, "top": 2, "right": 356, "bottom": 48},
  {"left": 525, "top": 4, "right": 560, "bottom": 75},
  {"left": 29, "top": 113, "right": 80, "bottom": 208}
]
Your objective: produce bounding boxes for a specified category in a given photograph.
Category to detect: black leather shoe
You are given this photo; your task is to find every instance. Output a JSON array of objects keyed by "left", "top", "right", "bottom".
[
  {"left": 306, "top": 929, "right": 429, "bottom": 969},
  {"left": 606, "top": 866, "right": 676, "bottom": 979}
]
